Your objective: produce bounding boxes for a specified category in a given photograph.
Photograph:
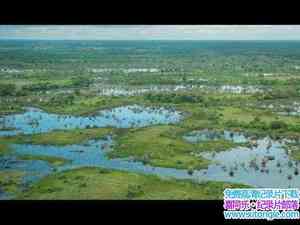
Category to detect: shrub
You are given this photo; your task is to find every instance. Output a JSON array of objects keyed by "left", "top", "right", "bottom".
[
  {"left": 269, "top": 121, "right": 287, "bottom": 130},
  {"left": 22, "top": 82, "right": 59, "bottom": 92},
  {"left": 144, "top": 93, "right": 203, "bottom": 104},
  {"left": 71, "top": 76, "right": 92, "bottom": 87},
  {"left": 187, "top": 167, "right": 194, "bottom": 175},
  {"left": 225, "top": 119, "right": 241, "bottom": 127},
  {"left": 126, "top": 184, "right": 144, "bottom": 199},
  {"left": 0, "top": 83, "right": 16, "bottom": 96}
]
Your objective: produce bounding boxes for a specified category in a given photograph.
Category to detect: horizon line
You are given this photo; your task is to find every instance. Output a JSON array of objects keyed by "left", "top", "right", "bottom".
[{"left": 1, "top": 39, "right": 300, "bottom": 41}]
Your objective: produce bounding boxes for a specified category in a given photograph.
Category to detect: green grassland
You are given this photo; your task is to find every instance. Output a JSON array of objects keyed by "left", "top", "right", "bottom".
[
  {"left": 108, "top": 125, "right": 242, "bottom": 170},
  {"left": 0, "top": 128, "right": 114, "bottom": 145},
  {"left": 290, "top": 148, "right": 300, "bottom": 161},
  {"left": 18, "top": 167, "right": 251, "bottom": 200},
  {"left": 282, "top": 143, "right": 300, "bottom": 161},
  {"left": 17, "top": 155, "right": 70, "bottom": 167},
  {"left": 0, "top": 143, "right": 11, "bottom": 156},
  {"left": 0, "top": 170, "right": 25, "bottom": 195}
]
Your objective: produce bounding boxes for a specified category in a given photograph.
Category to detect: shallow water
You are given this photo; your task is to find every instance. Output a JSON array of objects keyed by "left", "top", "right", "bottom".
[
  {"left": 197, "top": 138, "right": 300, "bottom": 188},
  {"left": 182, "top": 130, "right": 300, "bottom": 188},
  {"left": 183, "top": 129, "right": 300, "bottom": 187},
  {"left": 0, "top": 105, "right": 182, "bottom": 136},
  {"left": 184, "top": 130, "right": 300, "bottom": 188},
  {"left": 183, "top": 129, "right": 249, "bottom": 143}
]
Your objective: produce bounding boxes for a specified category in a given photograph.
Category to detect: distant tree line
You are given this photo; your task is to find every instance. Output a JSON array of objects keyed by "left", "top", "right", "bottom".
[{"left": 144, "top": 93, "right": 204, "bottom": 104}]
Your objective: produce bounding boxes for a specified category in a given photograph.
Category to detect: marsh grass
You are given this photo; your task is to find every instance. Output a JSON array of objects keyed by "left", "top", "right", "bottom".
[
  {"left": 0, "top": 127, "right": 114, "bottom": 146},
  {"left": 17, "top": 155, "right": 70, "bottom": 167},
  {"left": 0, "top": 170, "right": 25, "bottom": 195},
  {"left": 17, "top": 167, "right": 251, "bottom": 200},
  {"left": 107, "top": 125, "right": 212, "bottom": 170},
  {"left": 0, "top": 143, "right": 11, "bottom": 156}
]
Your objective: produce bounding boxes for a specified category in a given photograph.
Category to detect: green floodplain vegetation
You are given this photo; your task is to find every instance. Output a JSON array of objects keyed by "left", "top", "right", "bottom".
[
  {"left": 17, "top": 155, "right": 69, "bottom": 167},
  {"left": 2, "top": 40, "right": 300, "bottom": 198},
  {"left": 0, "top": 143, "right": 10, "bottom": 156},
  {"left": 108, "top": 125, "right": 240, "bottom": 170},
  {"left": 0, "top": 170, "right": 25, "bottom": 195},
  {"left": 0, "top": 127, "right": 113, "bottom": 145},
  {"left": 18, "top": 167, "right": 250, "bottom": 200}
]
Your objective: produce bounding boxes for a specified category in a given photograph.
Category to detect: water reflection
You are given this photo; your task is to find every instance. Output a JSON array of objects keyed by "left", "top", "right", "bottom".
[
  {"left": 184, "top": 130, "right": 300, "bottom": 188},
  {"left": 183, "top": 129, "right": 249, "bottom": 143},
  {"left": 0, "top": 105, "right": 182, "bottom": 136}
]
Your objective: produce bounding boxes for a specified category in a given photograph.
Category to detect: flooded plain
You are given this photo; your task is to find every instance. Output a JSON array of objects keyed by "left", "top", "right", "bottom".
[
  {"left": 198, "top": 138, "right": 299, "bottom": 188},
  {"left": 1, "top": 107, "right": 300, "bottom": 199},
  {"left": 184, "top": 130, "right": 300, "bottom": 188},
  {"left": 0, "top": 105, "right": 182, "bottom": 136}
]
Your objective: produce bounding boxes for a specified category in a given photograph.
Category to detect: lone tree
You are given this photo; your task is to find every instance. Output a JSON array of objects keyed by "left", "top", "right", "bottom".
[
  {"left": 0, "top": 83, "right": 16, "bottom": 96},
  {"left": 270, "top": 120, "right": 287, "bottom": 130}
]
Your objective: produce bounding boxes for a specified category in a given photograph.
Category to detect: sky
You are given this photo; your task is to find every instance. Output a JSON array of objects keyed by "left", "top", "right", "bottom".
[{"left": 1, "top": 25, "right": 300, "bottom": 40}]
